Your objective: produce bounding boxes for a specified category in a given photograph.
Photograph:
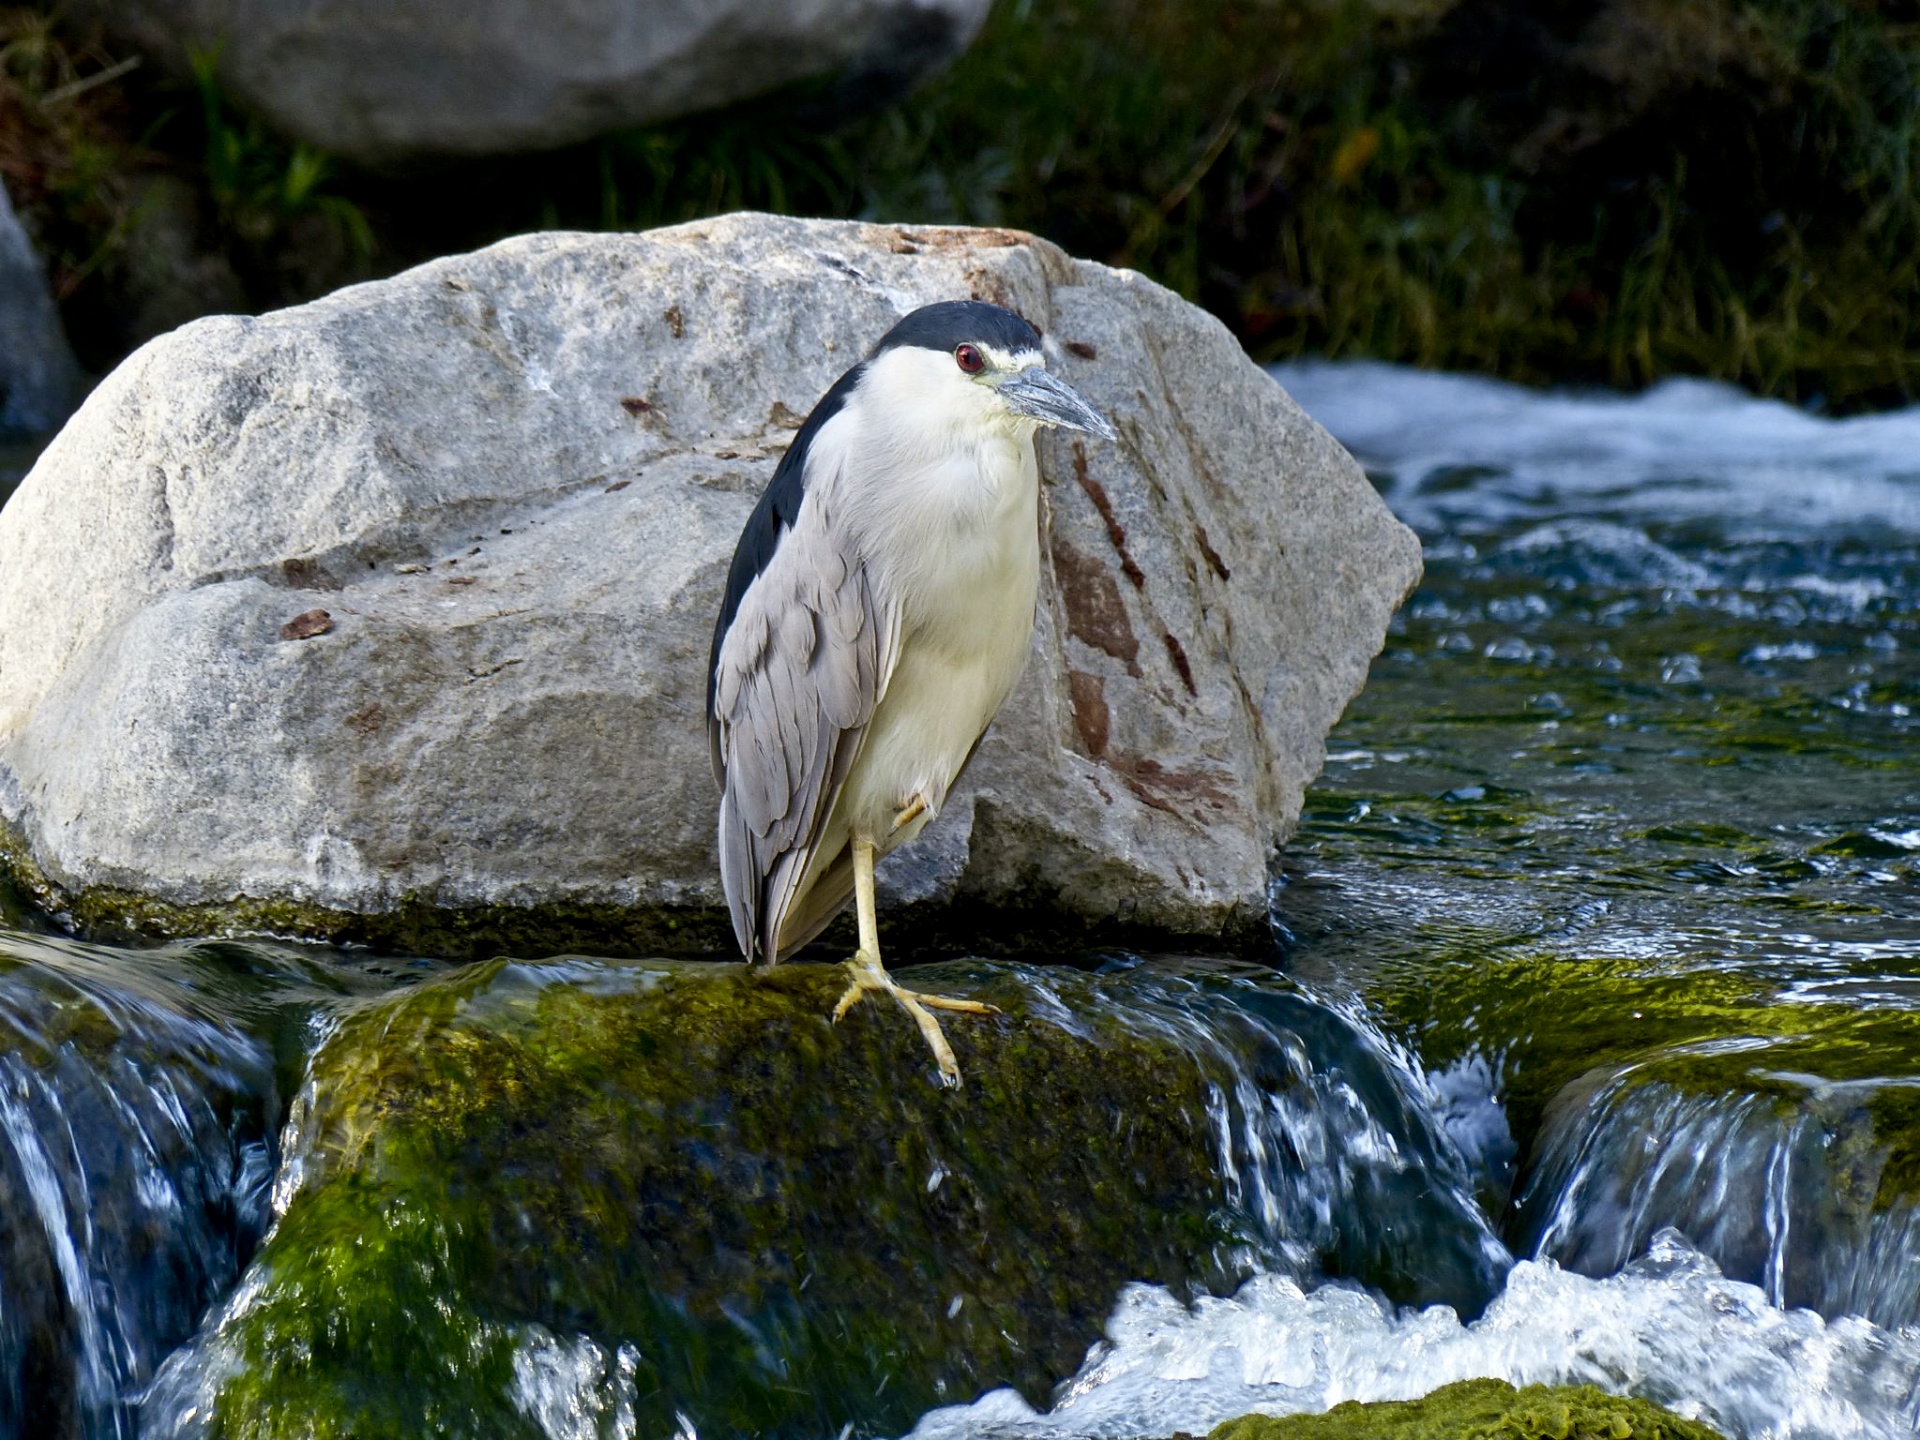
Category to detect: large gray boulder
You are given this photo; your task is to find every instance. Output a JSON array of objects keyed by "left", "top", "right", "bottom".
[
  {"left": 74, "top": 0, "right": 990, "bottom": 165},
  {"left": 0, "top": 214, "right": 1420, "bottom": 956},
  {"left": 0, "top": 179, "right": 85, "bottom": 435}
]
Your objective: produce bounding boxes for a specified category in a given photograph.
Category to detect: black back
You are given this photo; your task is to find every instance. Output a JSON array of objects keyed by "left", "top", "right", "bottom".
[
  {"left": 706, "top": 361, "right": 864, "bottom": 716},
  {"left": 705, "top": 300, "right": 1039, "bottom": 719}
]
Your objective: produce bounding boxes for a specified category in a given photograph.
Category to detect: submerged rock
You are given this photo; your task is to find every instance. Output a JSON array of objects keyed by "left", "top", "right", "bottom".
[
  {"left": 0, "top": 214, "right": 1419, "bottom": 956},
  {"left": 1210, "top": 1378, "right": 1723, "bottom": 1440},
  {"left": 1372, "top": 945, "right": 1920, "bottom": 1330},
  {"left": 1519, "top": 1034, "right": 1920, "bottom": 1332},
  {"left": 139, "top": 957, "right": 1504, "bottom": 1438},
  {"left": 71, "top": 0, "right": 989, "bottom": 164},
  {"left": 0, "top": 179, "right": 85, "bottom": 435}
]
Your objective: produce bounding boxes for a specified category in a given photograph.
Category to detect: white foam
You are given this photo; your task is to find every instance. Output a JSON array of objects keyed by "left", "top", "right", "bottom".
[
  {"left": 904, "top": 1234, "right": 1920, "bottom": 1440},
  {"left": 1270, "top": 361, "right": 1920, "bottom": 539},
  {"left": 510, "top": 1329, "right": 640, "bottom": 1440}
]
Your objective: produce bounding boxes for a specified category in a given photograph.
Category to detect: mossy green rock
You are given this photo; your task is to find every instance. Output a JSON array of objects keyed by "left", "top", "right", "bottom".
[
  {"left": 1353, "top": 939, "right": 1920, "bottom": 1326},
  {"left": 185, "top": 956, "right": 1250, "bottom": 1438},
  {"left": 1209, "top": 1379, "right": 1722, "bottom": 1440},
  {"left": 1371, "top": 945, "right": 1920, "bottom": 1207}
]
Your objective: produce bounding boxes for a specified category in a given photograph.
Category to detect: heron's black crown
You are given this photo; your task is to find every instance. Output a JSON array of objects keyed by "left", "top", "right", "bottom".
[
  {"left": 870, "top": 300, "right": 1041, "bottom": 359},
  {"left": 707, "top": 300, "right": 1040, "bottom": 719}
]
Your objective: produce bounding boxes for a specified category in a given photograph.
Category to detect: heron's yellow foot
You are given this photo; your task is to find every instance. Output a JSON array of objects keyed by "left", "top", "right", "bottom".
[
  {"left": 831, "top": 949, "right": 997, "bottom": 1088},
  {"left": 891, "top": 797, "right": 928, "bottom": 834}
]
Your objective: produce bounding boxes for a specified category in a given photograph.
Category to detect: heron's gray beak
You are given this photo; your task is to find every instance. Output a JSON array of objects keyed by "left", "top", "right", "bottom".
[{"left": 998, "top": 367, "right": 1117, "bottom": 440}]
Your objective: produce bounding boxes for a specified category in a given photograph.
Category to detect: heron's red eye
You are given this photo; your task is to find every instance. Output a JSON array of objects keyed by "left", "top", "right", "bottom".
[{"left": 955, "top": 344, "right": 985, "bottom": 374}]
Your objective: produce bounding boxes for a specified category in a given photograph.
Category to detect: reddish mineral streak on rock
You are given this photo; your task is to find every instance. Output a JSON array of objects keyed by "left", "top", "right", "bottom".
[
  {"left": 619, "top": 397, "right": 651, "bottom": 417},
  {"left": 1163, "top": 630, "right": 1198, "bottom": 696},
  {"left": 1072, "top": 444, "right": 1146, "bottom": 591},
  {"left": 1050, "top": 539, "right": 1140, "bottom": 674},
  {"left": 1067, "top": 670, "right": 1110, "bottom": 757},
  {"left": 896, "top": 225, "right": 1034, "bottom": 252},
  {"left": 278, "top": 609, "right": 333, "bottom": 641},
  {"left": 1195, "top": 525, "right": 1231, "bottom": 582},
  {"left": 1065, "top": 341, "right": 1097, "bottom": 360},
  {"left": 1113, "top": 756, "right": 1238, "bottom": 823}
]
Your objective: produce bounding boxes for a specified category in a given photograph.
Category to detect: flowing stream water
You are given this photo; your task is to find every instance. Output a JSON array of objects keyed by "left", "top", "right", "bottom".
[{"left": 1, "top": 364, "right": 1917, "bottom": 1438}]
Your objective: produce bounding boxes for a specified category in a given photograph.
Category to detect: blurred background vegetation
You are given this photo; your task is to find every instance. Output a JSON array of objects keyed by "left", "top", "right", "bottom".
[{"left": 4, "top": 0, "right": 1919, "bottom": 409}]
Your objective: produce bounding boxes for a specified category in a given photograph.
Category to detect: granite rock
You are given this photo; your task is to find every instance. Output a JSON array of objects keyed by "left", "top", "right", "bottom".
[{"left": 0, "top": 214, "right": 1421, "bottom": 955}]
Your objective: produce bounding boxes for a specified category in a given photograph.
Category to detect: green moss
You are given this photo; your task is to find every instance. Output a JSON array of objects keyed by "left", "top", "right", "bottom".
[
  {"left": 1209, "top": 1379, "right": 1723, "bottom": 1440},
  {"left": 0, "top": 824, "right": 719, "bottom": 956},
  {"left": 1363, "top": 938, "right": 1920, "bottom": 1217},
  {"left": 0, "top": 817, "right": 1266, "bottom": 962},
  {"left": 196, "top": 957, "right": 1247, "bottom": 1437}
]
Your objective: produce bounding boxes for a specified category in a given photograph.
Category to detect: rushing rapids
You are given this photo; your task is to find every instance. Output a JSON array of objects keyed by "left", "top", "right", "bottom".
[{"left": 2, "top": 363, "right": 1919, "bottom": 1437}]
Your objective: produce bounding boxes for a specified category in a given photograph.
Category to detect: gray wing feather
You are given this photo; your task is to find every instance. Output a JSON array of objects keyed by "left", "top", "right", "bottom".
[{"left": 710, "top": 509, "right": 898, "bottom": 962}]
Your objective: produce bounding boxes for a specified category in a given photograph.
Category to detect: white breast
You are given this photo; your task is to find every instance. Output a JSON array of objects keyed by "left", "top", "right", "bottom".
[{"left": 820, "top": 369, "right": 1043, "bottom": 853}]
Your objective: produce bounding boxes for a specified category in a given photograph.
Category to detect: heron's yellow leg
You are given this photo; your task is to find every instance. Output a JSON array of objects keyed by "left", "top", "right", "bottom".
[
  {"left": 891, "top": 797, "right": 927, "bottom": 834},
  {"left": 830, "top": 834, "right": 997, "bottom": 1087}
]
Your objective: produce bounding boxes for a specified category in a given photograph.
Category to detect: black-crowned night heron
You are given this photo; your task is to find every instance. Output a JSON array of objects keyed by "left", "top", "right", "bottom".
[{"left": 708, "top": 300, "right": 1116, "bottom": 1086}]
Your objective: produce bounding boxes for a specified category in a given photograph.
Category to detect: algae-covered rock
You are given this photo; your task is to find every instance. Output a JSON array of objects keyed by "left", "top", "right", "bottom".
[
  {"left": 1518, "top": 1031, "right": 1920, "bottom": 1330},
  {"left": 167, "top": 958, "right": 1233, "bottom": 1437},
  {"left": 1209, "top": 1378, "right": 1722, "bottom": 1440},
  {"left": 1367, "top": 944, "right": 1920, "bottom": 1328},
  {"left": 141, "top": 956, "right": 1505, "bottom": 1439},
  {"left": 0, "top": 213, "right": 1419, "bottom": 957}
]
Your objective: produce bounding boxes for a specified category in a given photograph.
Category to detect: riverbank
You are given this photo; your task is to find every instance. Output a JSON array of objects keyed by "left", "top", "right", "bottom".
[{"left": 4, "top": 0, "right": 1918, "bottom": 409}]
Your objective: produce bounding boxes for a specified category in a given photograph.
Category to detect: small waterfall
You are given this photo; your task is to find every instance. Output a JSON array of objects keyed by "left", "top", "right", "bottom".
[
  {"left": 913, "top": 963, "right": 1513, "bottom": 1313},
  {"left": 1517, "top": 1047, "right": 1920, "bottom": 1330},
  {"left": 1140, "top": 982, "right": 1512, "bottom": 1309},
  {"left": 3, "top": 931, "right": 1913, "bottom": 1440},
  {"left": 0, "top": 935, "right": 276, "bottom": 1440},
  {"left": 137, "top": 957, "right": 1516, "bottom": 1440}
]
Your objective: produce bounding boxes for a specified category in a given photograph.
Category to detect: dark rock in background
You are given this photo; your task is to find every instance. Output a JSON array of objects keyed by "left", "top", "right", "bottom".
[
  {"left": 68, "top": 0, "right": 991, "bottom": 165},
  {"left": 0, "top": 178, "right": 84, "bottom": 434}
]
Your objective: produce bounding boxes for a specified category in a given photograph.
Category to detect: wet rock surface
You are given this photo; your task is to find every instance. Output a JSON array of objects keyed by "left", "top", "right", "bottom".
[
  {"left": 70, "top": 0, "right": 990, "bottom": 164},
  {"left": 135, "top": 955, "right": 1502, "bottom": 1438},
  {"left": 0, "top": 214, "right": 1418, "bottom": 956},
  {"left": 1210, "top": 1378, "right": 1723, "bottom": 1440}
]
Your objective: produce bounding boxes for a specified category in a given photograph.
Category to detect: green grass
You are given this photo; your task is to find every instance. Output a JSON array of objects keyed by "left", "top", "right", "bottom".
[
  {"left": 186, "top": 47, "right": 370, "bottom": 258},
  {"left": 6, "top": 0, "right": 1920, "bottom": 407}
]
